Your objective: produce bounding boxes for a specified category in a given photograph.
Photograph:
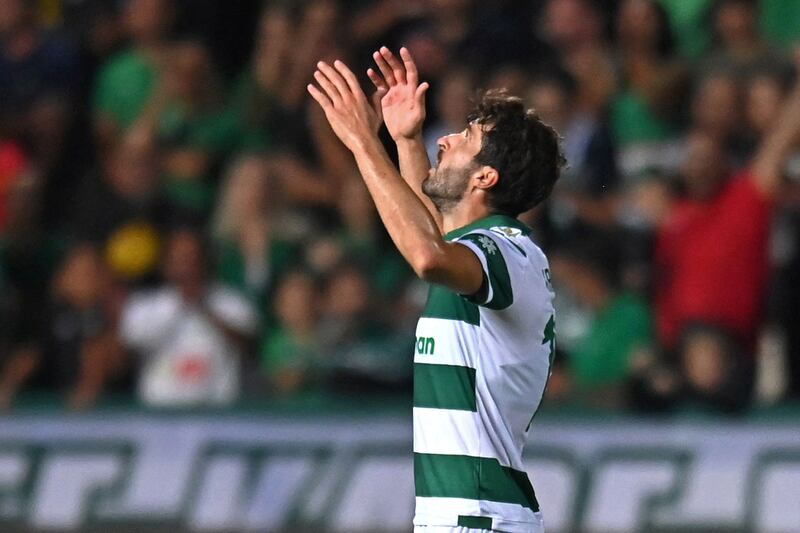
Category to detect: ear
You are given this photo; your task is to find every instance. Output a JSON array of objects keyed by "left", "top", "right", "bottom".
[{"left": 472, "top": 166, "right": 499, "bottom": 191}]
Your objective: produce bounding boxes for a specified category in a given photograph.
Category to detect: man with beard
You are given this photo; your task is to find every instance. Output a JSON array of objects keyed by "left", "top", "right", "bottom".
[{"left": 308, "top": 47, "right": 563, "bottom": 532}]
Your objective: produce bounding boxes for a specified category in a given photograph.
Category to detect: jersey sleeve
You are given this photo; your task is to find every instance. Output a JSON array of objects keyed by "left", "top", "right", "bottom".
[{"left": 455, "top": 231, "right": 514, "bottom": 310}]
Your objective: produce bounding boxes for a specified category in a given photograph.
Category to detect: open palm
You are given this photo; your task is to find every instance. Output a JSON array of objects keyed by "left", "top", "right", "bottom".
[{"left": 368, "top": 47, "right": 430, "bottom": 141}]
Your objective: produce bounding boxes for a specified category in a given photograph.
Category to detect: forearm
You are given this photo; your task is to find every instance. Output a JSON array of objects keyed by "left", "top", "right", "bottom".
[
  {"left": 0, "top": 347, "right": 40, "bottom": 396},
  {"left": 352, "top": 137, "right": 447, "bottom": 275},
  {"left": 753, "top": 83, "right": 800, "bottom": 195},
  {"left": 395, "top": 135, "right": 442, "bottom": 229}
]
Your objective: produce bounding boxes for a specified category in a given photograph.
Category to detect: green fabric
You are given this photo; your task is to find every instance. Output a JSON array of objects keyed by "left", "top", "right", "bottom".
[
  {"left": 215, "top": 238, "right": 296, "bottom": 304},
  {"left": 444, "top": 214, "right": 532, "bottom": 241},
  {"left": 93, "top": 49, "right": 156, "bottom": 129},
  {"left": 163, "top": 179, "right": 215, "bottom": 213},
  {"left": 414, "top": 453, "right": 540, "bottom": 511},
  {"left": 157, "top": 103, "right": 242, "bottom": 212},
  {"left": 227, "top": 72, "right": 276, "bottom": 152},
  {"left": 458, "top": 515, "right": 493, "bottom": 529},
  {"left": 458, "top": 233, "right": 513, "bottom": 310},
  {"left": 336, "top": 232, "right": 411, "bottom": 297},
  {"left": 421, "top": 285, "right": 480, "bottom": 326},
  {"left": 414, "top": 363, "right": 477, "bottom": 412},
  {"left": 571, "top": 293, "right": 653, "bottom": 390},
  {"left": 658, "top": 0, "right": 713, "bottom": 59},
  {"left": 260, "top": 327, "right": 318, "bottom": 375},
  {"left": 610, "top": 90, "right": 680, "bottom": 146},
  {"left": 158, "top": 104, "right": 241, "bottom": 154},
  {"left": 761, "top": 0, "right": 800, "bottom": 47}
]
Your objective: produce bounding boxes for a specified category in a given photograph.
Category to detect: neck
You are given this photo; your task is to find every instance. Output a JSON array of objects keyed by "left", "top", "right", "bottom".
[{"left": 441, "top": 201, "right": 493, "bottom": 235}]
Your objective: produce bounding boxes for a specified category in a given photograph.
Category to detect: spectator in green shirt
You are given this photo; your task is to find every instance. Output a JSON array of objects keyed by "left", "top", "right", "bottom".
[
  {"left": 128, "top": 40, "right": 242, "bottom": 214},
  {"left": 551, "top": 238, "right": 654, "bottom": 404},
  {"left": 259, "top": 270, "right": 322, "bottom": 395},
  {"left": 92, "top": 0, "right": 175, "bottom": 152},
  {"left": 611, "top": 0, "right": 688, "bottom": 147}
]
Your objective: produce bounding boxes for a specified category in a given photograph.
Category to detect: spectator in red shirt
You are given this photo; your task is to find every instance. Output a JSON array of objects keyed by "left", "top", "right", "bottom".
[{"left": 655, "top": 68, "right": 800, "bottom": 351}]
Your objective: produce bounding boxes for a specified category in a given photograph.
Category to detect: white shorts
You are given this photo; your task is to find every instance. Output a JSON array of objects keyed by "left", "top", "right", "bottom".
[
  {"left": 414, "top": 521, "right": 545, "bottom": 533},
  {"left": 414, "top": 526, "right": 492, "bottom": 533}
]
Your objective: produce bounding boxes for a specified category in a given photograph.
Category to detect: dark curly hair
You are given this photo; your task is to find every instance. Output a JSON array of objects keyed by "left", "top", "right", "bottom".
[{"left": 468, "top": 90, "right": 565, "bottom": 217}]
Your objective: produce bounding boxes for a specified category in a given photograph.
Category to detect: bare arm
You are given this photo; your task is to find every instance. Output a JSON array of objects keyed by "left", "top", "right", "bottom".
[
  {"left": 368, "top": 47, "right": 442, "bottom": 231},
  {"left": 752, "top": 51, "right": 800, "bottom": 197},
  {"left": 0, "top": 346, "right": 40, "bottom": 410},
  {"left": 307, "top": 60, "right": 482, "bottom": 294}
]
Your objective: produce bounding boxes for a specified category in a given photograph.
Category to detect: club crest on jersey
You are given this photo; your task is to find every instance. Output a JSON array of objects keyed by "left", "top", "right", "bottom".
[
  {"left": 490, "top": 226, "right": 522, "bottom": 238},
  {"left": 477, "top": 235, "right": 497, "bottom": 255}
]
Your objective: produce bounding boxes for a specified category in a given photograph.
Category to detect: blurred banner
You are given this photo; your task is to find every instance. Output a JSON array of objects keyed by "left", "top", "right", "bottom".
[{"left": 0, "top": 410, "right": 798, "bottom": 532}]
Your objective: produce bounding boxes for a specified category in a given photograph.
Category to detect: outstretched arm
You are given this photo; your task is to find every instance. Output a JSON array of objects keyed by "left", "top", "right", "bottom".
[
  {"left": 368, "top": 47, "right": 442, "bottom": 231},
  {"left": 307, "top": 60, "right": 482, "bottom": 295},
  {"left": 751, "top": 51, "right": 800, "bottom": 197}
]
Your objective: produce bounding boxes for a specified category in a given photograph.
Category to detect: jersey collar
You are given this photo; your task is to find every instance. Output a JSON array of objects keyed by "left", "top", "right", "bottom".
[{"left": 443, "top": 214, "right": 533, "bottom": 240}]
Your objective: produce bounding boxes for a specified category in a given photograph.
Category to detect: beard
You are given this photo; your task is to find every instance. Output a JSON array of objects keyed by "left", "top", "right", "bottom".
[{"left": 421, "top": 165, "right": 473, "bottom": 213}]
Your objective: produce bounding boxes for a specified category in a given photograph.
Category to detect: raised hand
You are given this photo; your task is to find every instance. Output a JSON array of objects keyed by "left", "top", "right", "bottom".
[
  {"left": 367, "top": 46, "right": 430, "bottom": 141},
  {"left": 307, "top": 60, "right": 382, "bottom": 152}
]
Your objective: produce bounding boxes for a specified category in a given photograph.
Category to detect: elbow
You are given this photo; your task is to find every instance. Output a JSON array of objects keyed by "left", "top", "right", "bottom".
[{"left": 411, "top": 248, "right": 444, "bottom": 283}]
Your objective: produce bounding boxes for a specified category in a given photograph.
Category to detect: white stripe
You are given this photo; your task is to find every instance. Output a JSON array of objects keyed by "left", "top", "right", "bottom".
[
  {"left": 414, "top": 318, "right": 479, "bottom": 367},
  {"left": 413, "top": 408, "right": 480, "bottom": 456},
  {"left": 415, "top": 497, "right": 544, "bottom": 532}
]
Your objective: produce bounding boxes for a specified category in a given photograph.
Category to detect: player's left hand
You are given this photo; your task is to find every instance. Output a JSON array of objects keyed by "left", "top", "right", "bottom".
[{"left": 307, "top": 60, "right": 381, "bottom": 152}]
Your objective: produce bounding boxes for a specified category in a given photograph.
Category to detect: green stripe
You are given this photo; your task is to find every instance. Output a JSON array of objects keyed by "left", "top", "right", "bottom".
[
  {"left": 415, "top": 453, "right": 539, "bottom": 511},
  {"left": 458, "top": 233, "right": 513, "bottom": 310},
  {"left": 444, "top": 214, "right": 532, "bottom": 240},
  {"left": 414, "top": 363, "right": 477, "bottom": 411},
  {"left": 421, "top": 285, "right": 480, "bottom": 325},
  {"left": 458, "top": 515, "right": 493, "bottom": 529}
]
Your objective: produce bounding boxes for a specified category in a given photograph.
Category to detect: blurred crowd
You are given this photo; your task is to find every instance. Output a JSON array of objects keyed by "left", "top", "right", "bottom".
[{"left": 2, "top": 0, "right": 800, "bottom": 413}]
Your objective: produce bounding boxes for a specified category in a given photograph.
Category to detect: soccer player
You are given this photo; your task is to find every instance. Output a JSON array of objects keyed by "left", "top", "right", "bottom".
[{"left": 308, "top": 47, "right": 563, "bottom": 533}]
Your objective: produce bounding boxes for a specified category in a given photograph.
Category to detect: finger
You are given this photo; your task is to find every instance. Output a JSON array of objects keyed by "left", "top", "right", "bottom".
[
  {"left": 399, "top": 46, "right": 418, "bottom": 86},
  {"left": 307, "top": 83, "right": 332, "bottom": 109},
  {"left": 317, "top": 61, "right": 351, "bottom": 100},
  {"left": 313, "top": 70, "right": 343, "bottom": 107},
  {"left": 367, "top": 68, "right": 388, "bottom": 91},
  {"left": 380, "top": 46, "right": 406, "bottom": 85},
  {"left": 372, "top": 50, "right": 396, "bottom": 86},
  {"left": 415, "top": 81, "right": 429, "bottom": 103},
  {"left": 333, "top": 59, "right": 364, "bottom": 98},
  {"left": 370, "top": 88, "right": 385, "bottom": 119}
]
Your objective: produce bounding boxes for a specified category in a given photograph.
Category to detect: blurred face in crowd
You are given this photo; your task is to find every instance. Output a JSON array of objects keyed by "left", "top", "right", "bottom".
[
  {"left": 164, "top": 230, "right": 206, "bottom": 292},
  {"left": 487, "top": 66, "right": 529, "bottom": 101},
  {"left": 275, "top": 272, "right": 318, "bottom": 333},
  {"left": 681, "top": 132, "right": 728, "bottom": 200},
  {"left": 715, "top": 0, "right": 757, "bottom": 46},
  {"left": 226, "top": 156, "right": 269, "bottom": 218},
  {"left": 617, "top": 0, "right": 662, "bottom": 51},
  {"left": 0, "top": 0, "right": 30, "bottom": 35},
  {"left": 692, "top": 74, "right": 740, "bottom": 142},
  {"left": 164, "top": 42, "right": 213, "bottom": 104},
  {"left": 125, "top": 0, "right": 173, "bottom": 44},
  {"left": 550, "top": 255, "right": 611, "bottom": 311},
  {"left": 423, "top": 122, "right": 485, "bottom": 213},
  {"left": 4, "top": 173, "right": 40, "bottom": 230},
  {"left": 324, "top": 266, "right": 370, "bottom": 319},
  {"left": 106, "top": 137, "right": 159, "bottom": 201},
  {"left": 56, "top": 245, "right": 108, "bottom": 309},
  {"left": 626, "top": 174, "right": 674, "bottom": 228},
  {"left": 436, "top": 68, "right": 473, "bottom": 131},
  {"left": 746, "top": 75, "right": 785, "bottom": 136},
  {"left": 542, "top": 0, "right": 603, "bottom": 48},
  {"left": 681, "top": 329, "right": 730, "bottom": 394},
  {"left": 527, "top": 81, "right": 569, "bottom": 132}
]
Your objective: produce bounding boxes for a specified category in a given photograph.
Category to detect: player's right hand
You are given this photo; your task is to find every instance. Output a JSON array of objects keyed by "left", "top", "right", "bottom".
[{"left": 367, "top": 46, "right": 430, "bottom": 141}]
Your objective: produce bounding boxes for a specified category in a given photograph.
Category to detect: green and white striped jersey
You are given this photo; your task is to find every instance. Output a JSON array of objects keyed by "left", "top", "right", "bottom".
[{"left": 413, "top": 214, "right": 555, "bottom": 532}]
